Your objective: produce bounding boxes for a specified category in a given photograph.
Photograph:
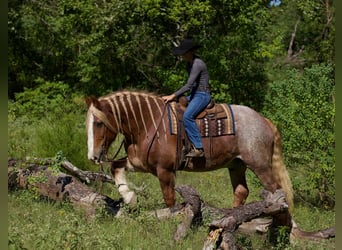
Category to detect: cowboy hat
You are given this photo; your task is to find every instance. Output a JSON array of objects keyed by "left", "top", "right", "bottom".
[{"left": 172, "top": 39, "right": 202, "bottom": 56}]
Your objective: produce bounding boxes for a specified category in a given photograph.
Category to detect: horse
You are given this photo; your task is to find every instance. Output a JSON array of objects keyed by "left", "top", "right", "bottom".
[{"left": 85, "top": 90, "right": 294, "bottom": 226}]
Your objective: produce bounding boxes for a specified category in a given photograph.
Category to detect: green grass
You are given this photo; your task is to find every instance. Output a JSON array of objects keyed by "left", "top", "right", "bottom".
[{"left": 8, "top": 169, "right": 335, "bottom": 249}]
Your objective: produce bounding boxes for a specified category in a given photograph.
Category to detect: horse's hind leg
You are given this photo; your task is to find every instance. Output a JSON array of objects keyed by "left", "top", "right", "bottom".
[
  {"left": 251, "top": 163, "right": 279, "bottom": 192},
  {"left": 228, "top": 159, "right": 249, "bottom": 207}
]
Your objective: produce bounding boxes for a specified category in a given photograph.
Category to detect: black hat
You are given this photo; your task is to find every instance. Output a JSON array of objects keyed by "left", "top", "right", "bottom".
[{"left": 172, "top": 39, "right": 202, "bottom": 56}]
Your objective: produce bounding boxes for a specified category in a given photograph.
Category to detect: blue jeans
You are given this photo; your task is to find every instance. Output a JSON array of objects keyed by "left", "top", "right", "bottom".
[{"left": 184, "top": 91, "right": 211, "bottom": 149}]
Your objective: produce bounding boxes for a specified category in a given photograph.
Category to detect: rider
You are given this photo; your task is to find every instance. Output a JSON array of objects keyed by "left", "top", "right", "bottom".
[{"left": 162, "top": 38, "right": 211, "bottom": 157}]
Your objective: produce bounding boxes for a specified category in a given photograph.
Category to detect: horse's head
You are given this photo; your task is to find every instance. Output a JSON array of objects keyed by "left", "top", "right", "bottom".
[{"left": 85, "top": 96, "right": 118, "bottom": 164}]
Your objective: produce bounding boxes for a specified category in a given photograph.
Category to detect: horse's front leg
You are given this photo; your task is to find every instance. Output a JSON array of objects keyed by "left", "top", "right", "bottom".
[
  {"left": 111, "top": 161, "right": 137, "bottom": 208},
  {"left": 156, "top": 166, "right": 176, "bottom": 207}
]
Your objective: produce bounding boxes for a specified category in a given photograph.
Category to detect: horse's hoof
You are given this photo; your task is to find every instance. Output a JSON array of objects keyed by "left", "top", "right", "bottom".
[
  {"left": 170, "top": 203, "right": 184, "bottom": 213},
  {"left": 123, "top": 191, "right": 137, "bottom": 208}
]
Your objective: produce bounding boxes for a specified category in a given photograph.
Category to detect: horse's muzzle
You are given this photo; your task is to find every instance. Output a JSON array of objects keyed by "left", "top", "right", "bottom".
[
  {"left": 92, "top": 156, "right": 102, "bottom": 164},
  {"left": 89, "top": 150, "right": 105, "bottom": 164}
]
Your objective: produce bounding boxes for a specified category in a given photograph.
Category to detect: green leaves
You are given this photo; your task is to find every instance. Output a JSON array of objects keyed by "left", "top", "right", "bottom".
[
  {"left": 262, "top": 64, "right": 335, "bottom": 207},
  {"left": 10, "top": 80, "right": 73, "bottom": 119},
  {"left": 9, "top": 0, "right": 335, "bottom": 102}
]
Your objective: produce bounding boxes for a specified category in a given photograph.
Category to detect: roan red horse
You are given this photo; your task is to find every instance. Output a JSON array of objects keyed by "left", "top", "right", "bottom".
[{"left": 85, "top": 90, "right": 294, "bottom": 226}]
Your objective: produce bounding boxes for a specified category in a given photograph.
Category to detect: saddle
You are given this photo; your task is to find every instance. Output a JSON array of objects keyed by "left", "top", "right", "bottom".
[
  {"left": 167, "top": 96, "right": 235, "bottom": 169},
  {"left": 170, "top": 96, "right": 235, "bottom": 138}
]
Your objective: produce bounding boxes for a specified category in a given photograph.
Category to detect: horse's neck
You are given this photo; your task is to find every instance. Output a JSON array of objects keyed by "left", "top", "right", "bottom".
[{"left": 105, "top": 92, "right": 166, "bottom": 142}]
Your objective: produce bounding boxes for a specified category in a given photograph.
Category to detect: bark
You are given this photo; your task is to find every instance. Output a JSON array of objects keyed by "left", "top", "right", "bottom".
[
  {"left": 174, "top": 187, "right": 335, "bottom": 249},
  {"left": 203, "top": 189, "right": 290, "bottom": 250},
  {"left": 173, "top": 185, "right": 203, "bottom": 241}
]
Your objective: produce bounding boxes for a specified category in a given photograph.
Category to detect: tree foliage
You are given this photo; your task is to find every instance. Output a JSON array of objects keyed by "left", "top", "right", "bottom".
[
  {"left": 262, "top": 0, "right": 334, "bottom": 79},
  {"left": 8, "top": 0, "right": 272, "bottom": 108},
  {"left": 9, "top": 0, "right": 334, "bottom": 106}
]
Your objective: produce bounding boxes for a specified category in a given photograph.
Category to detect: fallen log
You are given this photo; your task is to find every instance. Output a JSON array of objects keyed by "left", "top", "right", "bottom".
[
  {"left": 173, "top": 185, "right": 203, "bottom": 241},
  {"left": 8, "top": 158, "right": 122, "bottom": 218},
  {"left": 203, "top": 189, "right": 290, "bottom": 250},
  {"left": 174, "top": 186, "right": 334, "bottom": 249},
  {"left": 8, "top": 158, "right": 335, "bottom": 247}
]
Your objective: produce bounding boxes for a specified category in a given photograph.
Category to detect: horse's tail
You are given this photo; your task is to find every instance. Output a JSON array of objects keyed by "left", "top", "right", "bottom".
[{"left": 265, "top": 118, "right": 294, "bottom": 213}]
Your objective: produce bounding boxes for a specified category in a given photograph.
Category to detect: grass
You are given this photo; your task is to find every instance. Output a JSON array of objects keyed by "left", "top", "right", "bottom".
[{"left": 8, "top": 169, "right": 335, "bottom": 250}]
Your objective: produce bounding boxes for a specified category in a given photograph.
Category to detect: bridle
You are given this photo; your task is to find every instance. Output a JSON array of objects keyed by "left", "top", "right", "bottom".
[
  {"left": 100, "top": 126, "right": 125, "bottom": 163},
  {"left": 90, "top": 100, "right": 168, "bottom": 165},
  {"left": 89, "top": 105, "right": 125, "bottom": 164}
]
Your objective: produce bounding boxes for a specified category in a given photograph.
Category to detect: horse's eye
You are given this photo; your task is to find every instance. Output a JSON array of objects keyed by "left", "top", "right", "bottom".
[{"left": 94, "top": 121, "right": 103, "bottom": 128}]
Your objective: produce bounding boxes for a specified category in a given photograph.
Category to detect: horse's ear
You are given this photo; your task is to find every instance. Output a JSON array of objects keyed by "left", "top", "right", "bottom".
[
  {"left": 85, "top": 96, "right": 100, "bottom": 109},
  {"left": 85, "top": 96, "right": 92, "bottom": 108}
]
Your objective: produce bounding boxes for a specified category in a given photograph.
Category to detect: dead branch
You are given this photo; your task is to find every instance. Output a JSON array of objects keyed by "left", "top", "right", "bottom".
[
  {"left": 173, "top": 186, "right": 334, "bottom": 249},
  {"left": 203, "top": 189, "right": 290, "bottom": 250},
  {"left": 20, "top": 157, "right": 115, "bottom": 184},
  {"left": 60, "top": 161, "right": 115, "bottom": 184},
  {"left": 291, "top": 220, "right": 335, "bottom": 241},
  {"left": 286, "top": 20, "right": 305, "bottom": 65},
  {"left": 173, "top": 185, "right": 203, "bottom": 240}
]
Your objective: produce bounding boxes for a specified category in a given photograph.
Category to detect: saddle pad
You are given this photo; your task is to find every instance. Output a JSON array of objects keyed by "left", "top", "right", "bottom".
[
  {"left": 167, "top": 102, "right": 179, "bottom": 135},
  {"left": 167, "top": 103, "right": 235, "bottom": 137}
]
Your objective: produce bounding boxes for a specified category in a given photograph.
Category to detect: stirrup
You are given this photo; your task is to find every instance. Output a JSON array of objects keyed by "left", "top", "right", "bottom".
[{"left": 186, "top": 148, "right": 205, "bottom": 158}]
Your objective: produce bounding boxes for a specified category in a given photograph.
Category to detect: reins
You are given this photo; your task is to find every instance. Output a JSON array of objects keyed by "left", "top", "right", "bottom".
[
  {"left": 104, "top": 138, "right": 125, "bottom": 162},
  {"left": 146, "top": 102, "right": 168, "bottom": 163},
  {"left": 98, "top": 129, "right": 125, "bottom": 176}
]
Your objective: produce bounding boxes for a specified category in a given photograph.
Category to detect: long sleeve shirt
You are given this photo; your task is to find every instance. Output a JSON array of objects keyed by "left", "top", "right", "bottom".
[{"left": 173, "top": 56, "right": 210, "bottom": 98}]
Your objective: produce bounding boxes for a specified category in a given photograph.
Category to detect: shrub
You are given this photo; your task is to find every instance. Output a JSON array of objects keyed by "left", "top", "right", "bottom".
[
  {"left": 10, "top": 79, "right": 74, "bottom": 119},
  {"left": 262, "top": 64, "right": 335, "bottom": 208},
  {"left": 8, "top": 80, "right": 93, "bottom": 169}
]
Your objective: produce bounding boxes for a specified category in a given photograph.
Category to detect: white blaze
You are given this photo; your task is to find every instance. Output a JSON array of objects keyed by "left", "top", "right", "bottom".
[{"left": 87, "top": 112, "right": 94, "bottom": 160}]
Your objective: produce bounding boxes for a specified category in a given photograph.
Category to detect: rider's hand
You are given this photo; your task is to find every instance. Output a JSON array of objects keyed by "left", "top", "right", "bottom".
[{"left": 162, "top": 94, "right": 176, "bottom": 103}]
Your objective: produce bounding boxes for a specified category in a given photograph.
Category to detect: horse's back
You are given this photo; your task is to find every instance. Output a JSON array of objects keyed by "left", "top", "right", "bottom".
[
  {"left": 230, "top": 105, "right": 274, "bottom": 158},
  {"left": 231, "top": 104, "right": 272, "bottom": 133}
]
